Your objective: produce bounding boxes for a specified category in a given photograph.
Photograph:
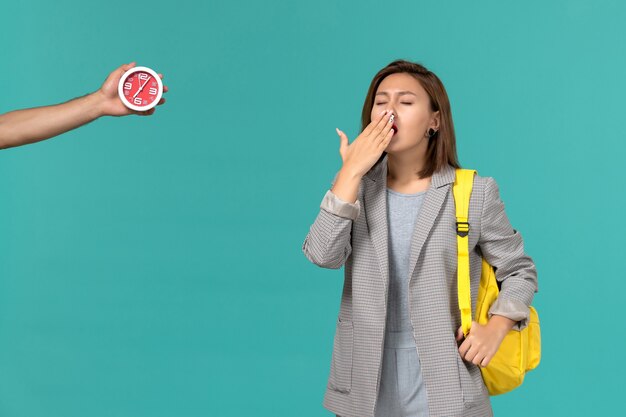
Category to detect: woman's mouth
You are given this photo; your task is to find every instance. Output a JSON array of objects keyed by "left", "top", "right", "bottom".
[{"left": 392, "top": 124, "right": 398, "bottom": 134}]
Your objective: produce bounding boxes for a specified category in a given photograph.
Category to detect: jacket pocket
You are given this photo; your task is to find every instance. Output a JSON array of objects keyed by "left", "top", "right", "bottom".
[
  {"left": 456, "top": 353, "right": 488, "bottom": 406},
  {"left": 328, "top": 318, "right": 354, "bottom": 394}
]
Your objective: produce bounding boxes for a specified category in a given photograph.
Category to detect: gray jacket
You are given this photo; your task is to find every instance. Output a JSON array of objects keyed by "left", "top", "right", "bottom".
[{"left": 302, "top": 155, "right": 538, "bottom": 417}]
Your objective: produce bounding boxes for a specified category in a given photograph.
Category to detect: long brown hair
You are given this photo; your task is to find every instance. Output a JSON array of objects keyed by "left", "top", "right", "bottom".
[{"left": 362, "top": 59, "right": 461, "bottom": 178}]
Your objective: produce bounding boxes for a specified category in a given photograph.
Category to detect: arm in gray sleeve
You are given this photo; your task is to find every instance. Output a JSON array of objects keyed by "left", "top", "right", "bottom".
[
  {"left": 302, "top": 173, "right": 360, "bottom": 269},
  {"left": 479, "top": 177, "right": 539, "bottom": 330}
]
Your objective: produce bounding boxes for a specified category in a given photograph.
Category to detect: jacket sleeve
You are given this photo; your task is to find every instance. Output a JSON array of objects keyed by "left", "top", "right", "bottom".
[
  {"left": 478, "top": 176, "right": 539, "bottom": 330},
  {"left": 302, "top": 173, "right": 360, "bottom": 269}
]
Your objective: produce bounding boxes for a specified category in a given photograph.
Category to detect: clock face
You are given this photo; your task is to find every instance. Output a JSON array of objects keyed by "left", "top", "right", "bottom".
[{"left": 117, "top": 66, "right": 163, "bottom": 111}]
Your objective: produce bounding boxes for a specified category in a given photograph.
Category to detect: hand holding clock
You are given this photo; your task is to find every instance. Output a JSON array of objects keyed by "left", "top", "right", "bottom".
[
  {"left": 0, "top": 61, "right": 169, "bottom": 149},
  {"left": 98, "top": 62, "right": 168, "bottom": 117}
]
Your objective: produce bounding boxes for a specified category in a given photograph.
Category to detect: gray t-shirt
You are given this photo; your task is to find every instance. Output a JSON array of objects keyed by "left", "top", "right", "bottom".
[{"left": 384, "top": 187, "right": 426, "bottom": 347}]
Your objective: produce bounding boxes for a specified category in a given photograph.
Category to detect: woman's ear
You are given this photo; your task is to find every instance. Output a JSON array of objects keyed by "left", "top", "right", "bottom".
[{"left": 432, "top": 110, "right": 441, "bottom": 130}]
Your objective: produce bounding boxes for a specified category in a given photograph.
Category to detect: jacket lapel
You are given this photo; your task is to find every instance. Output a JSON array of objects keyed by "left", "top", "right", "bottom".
[
  {"left": 363, "top": 155, "right": 456, "bottom": 286},
  {"left": 363, "top": 157, "right": 390, "bottom": 289},
  {"left": 406, "top": 163, "right": 456, "bottom": 282}
]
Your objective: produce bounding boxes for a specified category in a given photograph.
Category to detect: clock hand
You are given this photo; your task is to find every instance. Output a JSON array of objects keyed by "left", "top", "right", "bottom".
[
  {"left": 133, "top": 76, "right": 152, "bottom": 99},
  {"left": 139, "top": 77, "right": 151, "bottom": 92},
  {"left": 133, "top": 78, "right": 150, "bottom": 99}
]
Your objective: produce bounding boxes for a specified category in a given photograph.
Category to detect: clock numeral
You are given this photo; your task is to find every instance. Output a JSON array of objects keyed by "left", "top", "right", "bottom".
[
  {"left": 138, "top": 73, "right": 149, "bottom": 81},
  {"left": 149, "top": 87, "right": 157, "bottom": 95},
  {"left": 124, "top": 82, "right": 132, "bottom": 90},
  {"left": 134, "top": 97, "right": 142, "bottom": 105}
]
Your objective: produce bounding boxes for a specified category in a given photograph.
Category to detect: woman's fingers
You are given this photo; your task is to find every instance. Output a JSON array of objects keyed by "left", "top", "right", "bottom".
[
  {"left": 464, "top": 346, "right": 478, "bottom": 362},
  {"left": 336, "top": 128, "right": 349, "bottom": 156},
  {"left": 472, "top": 352, "right": 486, "bottom": 366},
  {"left": 378, "top": 126, "right": 394, "bottom": 150},
  {"left": 455, "top": 326, "right": 464, "bottom": 343},
  {"left": 362, "top": 109, "right": 388, "bottom": 137},
  {"left": 369, "top": 111, "right": 393, "bottom": 142},
  {"left": 379, "top": 113, "right": 394, "bottom": 142},
  {"left": 460, "top": 341, "right": 491, "bottom": 366},
  {"left": 480, "top": 355, "right": 491, "bottom": 367},
  {"left": 458, "top": 336, "right": 471, "bottom": 357}
]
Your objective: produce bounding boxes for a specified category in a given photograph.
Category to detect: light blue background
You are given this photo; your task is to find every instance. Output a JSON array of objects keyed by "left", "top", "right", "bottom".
[{"left": 1, "top": 0, "right": 623, "bottom": 415}]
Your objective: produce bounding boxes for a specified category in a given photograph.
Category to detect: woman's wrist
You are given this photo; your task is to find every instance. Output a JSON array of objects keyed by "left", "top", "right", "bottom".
[
  {"left": 487, "top": 315, "right": 516, "bottom": 337},
  {"left": 339, "top": 165, "right": 363, "bottom": 182},
  {"left": 331, "top": 166, "right": 362, "bottom": 204}
]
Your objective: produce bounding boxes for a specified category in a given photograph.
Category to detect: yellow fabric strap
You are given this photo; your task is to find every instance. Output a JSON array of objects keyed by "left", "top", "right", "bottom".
[{"left": 453, "top": 169, "right": 477, "bottom": 336}]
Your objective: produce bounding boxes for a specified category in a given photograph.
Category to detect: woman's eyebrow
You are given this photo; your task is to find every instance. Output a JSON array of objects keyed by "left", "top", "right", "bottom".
[{"left": 375, "top": 91, "right": 418, "bottom": 97}]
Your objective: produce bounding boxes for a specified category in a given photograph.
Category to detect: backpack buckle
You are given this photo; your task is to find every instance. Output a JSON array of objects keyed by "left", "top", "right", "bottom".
[{"left": 456, "top": 221, "right": 470, "bottom": 237}]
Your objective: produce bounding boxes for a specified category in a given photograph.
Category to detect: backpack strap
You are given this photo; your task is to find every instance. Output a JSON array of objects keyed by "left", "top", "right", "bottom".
[{"left": 453, "top": 168, "right": 477, "bottom": 337}]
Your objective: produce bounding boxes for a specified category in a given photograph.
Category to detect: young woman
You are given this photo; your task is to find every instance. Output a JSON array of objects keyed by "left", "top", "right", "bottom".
[{"left": 302, "top": 60, "right": 538, "bottom": 417}]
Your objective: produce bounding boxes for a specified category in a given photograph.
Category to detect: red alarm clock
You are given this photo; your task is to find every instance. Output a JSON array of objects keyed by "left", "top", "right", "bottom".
[{"left": 117, "top": 66, "right": 163, "bottom": 111}]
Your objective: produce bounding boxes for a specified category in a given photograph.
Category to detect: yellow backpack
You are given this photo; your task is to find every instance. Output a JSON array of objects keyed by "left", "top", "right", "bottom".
[{"left": 453, "top": 169, "right": 541, "bottom": 395}]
